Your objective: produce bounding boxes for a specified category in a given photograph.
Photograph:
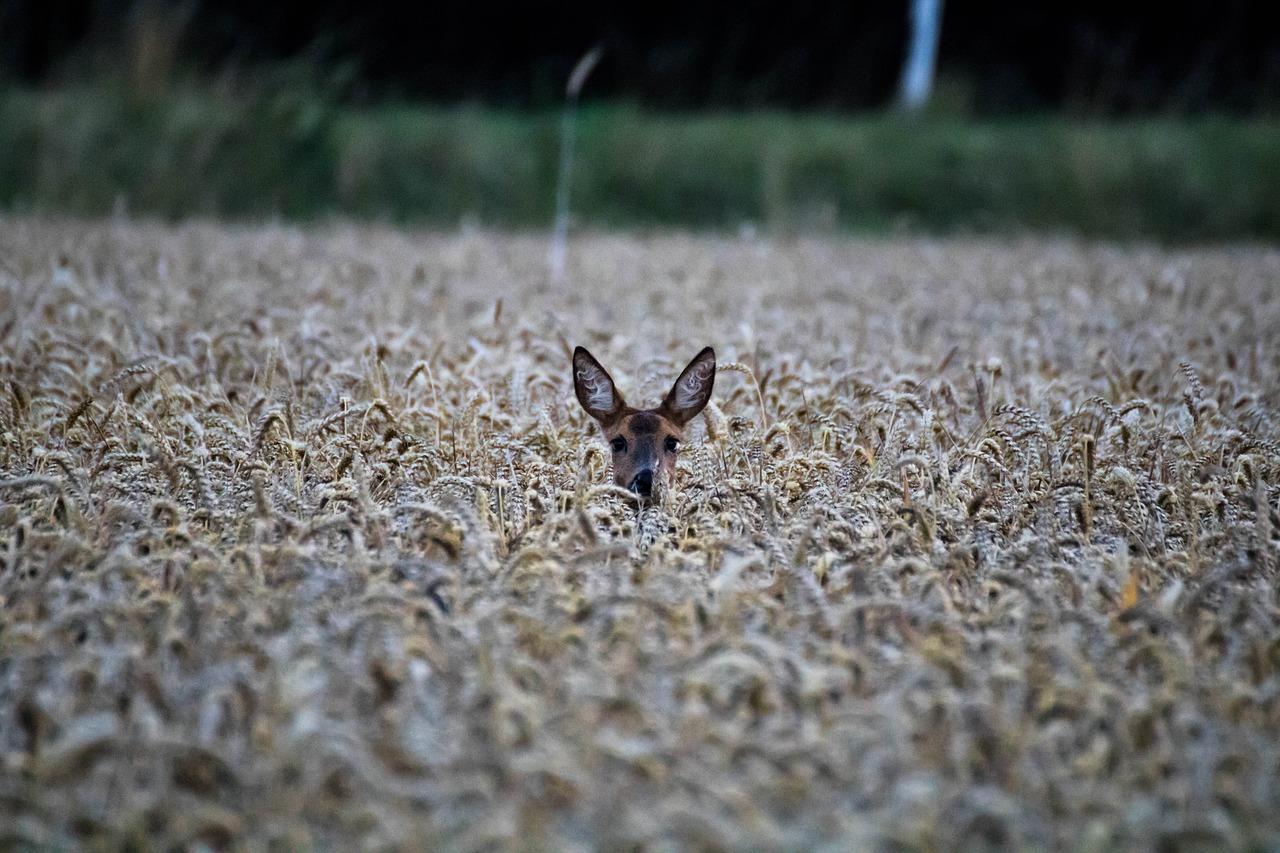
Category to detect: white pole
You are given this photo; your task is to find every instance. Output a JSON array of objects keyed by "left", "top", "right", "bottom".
[{"left": 899, "top": 0, "right": 944, "bottom": 113}]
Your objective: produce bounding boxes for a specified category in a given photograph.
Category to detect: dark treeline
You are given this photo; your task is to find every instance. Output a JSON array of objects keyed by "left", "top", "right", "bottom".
[{"left": 2, "top": 0, "right": 1278, "bottom": 114}]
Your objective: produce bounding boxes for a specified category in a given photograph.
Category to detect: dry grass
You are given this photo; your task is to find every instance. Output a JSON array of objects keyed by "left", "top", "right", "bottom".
[{"left": 1, "top": 217, "right": 1279, "bottom": 850}]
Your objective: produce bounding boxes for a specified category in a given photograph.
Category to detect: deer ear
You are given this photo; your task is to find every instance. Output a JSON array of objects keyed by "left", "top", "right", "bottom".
[
  {"left": 573, "top": 346, "right": 625, "bottom": 424},
  {"left": 661, "top": 346, "right": 716, "bottom": 425}
]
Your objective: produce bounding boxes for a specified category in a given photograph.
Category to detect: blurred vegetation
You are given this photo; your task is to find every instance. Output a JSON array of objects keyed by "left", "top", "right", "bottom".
[{"left": 2, "top": 83, "right": 1279, "bottom": 241}]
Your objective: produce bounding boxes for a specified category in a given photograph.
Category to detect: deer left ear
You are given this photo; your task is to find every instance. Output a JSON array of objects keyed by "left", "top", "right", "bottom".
[
  {"left": 573, "top": 346, "right": 626, "bottom": 425},
  {"left": 661, "top": 346, "right": 716, "bottom": 425}
]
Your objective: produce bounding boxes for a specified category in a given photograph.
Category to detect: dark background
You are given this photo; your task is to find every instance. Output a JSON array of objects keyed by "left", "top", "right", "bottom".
[{"left": 3, "top": 0, "right": 1279, "bottom": 114}]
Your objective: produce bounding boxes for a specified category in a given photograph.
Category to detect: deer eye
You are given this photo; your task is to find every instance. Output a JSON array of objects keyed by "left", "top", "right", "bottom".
[
  {"left": 611, "top": 437, "right": 627, "bottom": 453},
  {"left": 665, "top": 436, "right": 678, "bottom": 453}
]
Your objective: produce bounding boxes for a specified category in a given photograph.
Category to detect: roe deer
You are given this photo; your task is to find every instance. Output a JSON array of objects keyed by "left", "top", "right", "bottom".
[{"left": 573, "top": 346, "right": 716, "bottom": 500}]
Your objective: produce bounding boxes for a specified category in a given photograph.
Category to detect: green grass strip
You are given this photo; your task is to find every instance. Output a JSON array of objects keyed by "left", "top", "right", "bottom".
[{"left": 2, "top": 86, "right": 1277, "bottom": 241}]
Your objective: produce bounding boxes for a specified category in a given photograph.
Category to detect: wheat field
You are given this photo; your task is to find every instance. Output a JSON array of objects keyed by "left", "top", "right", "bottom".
[{"left": 1, "top": 217, "right": 1278, "bottom": 850}]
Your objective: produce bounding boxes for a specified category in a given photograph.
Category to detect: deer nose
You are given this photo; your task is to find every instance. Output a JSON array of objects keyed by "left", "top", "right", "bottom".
[{"left": 629, "top": 469, "right": 654, "bottom": 497}]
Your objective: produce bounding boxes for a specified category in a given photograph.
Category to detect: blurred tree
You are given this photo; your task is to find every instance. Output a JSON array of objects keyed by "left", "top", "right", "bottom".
[{"left": 0, "top": 0, "right": 1276, "bottom": 114}]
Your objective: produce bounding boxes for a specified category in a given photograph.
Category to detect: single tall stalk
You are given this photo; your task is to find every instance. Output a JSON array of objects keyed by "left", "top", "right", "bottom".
[{"left": 549, "top": 45, "right": 603, "bottom": 285}]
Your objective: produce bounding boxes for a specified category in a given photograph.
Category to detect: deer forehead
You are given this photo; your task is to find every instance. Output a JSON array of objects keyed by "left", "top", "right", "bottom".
[{"left": 605, "top": 410, "right": 682, "bottom": 439}]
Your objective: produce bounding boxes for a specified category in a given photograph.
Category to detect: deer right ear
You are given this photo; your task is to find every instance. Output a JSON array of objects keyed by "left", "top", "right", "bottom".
[
  {"left": 661, "top": 346, "right": 716, "bottom": 425},
  {"left": 573, "top": 346, "right": 625, "bottom": 424}
]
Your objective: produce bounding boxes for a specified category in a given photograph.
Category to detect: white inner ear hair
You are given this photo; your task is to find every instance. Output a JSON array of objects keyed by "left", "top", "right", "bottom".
[
  {"left": 675, "top": 361, "right": 713, "bottom": 409},
  {"left": 578, "top": 367, "right": 615, "bottom": 412}
]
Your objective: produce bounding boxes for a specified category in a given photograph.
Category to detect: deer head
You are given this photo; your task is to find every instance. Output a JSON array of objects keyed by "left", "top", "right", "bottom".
[{"left": 573, "top": 345, "right": 716, "bottom": 500}]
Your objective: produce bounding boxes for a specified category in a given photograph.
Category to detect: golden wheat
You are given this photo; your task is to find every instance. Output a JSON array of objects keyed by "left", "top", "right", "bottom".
[{"left": 1, "top": 217, "right": 1278, "bottom": 849}]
